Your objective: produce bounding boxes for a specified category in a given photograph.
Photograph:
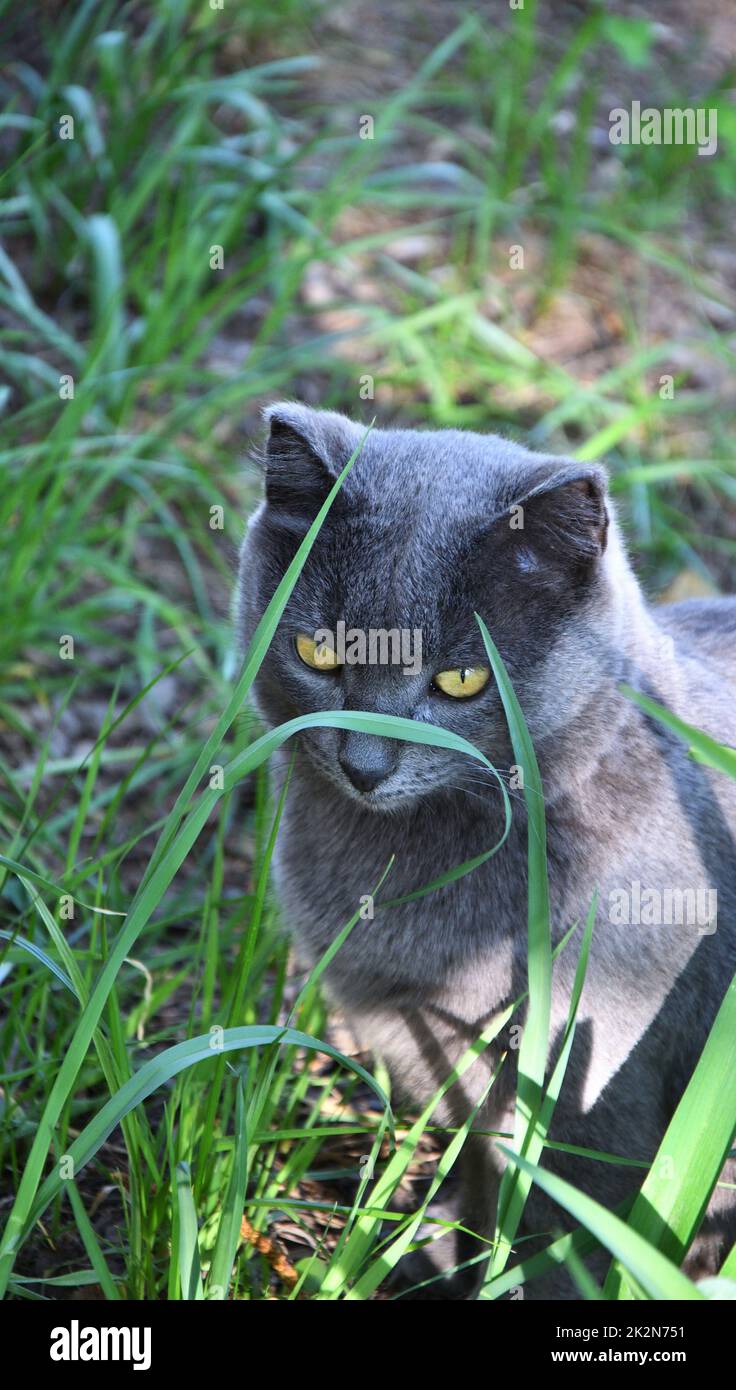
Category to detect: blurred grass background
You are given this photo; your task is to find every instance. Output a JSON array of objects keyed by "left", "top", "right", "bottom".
[{"left": 1, "top": 0, "right": 735, "bottom": 1297}]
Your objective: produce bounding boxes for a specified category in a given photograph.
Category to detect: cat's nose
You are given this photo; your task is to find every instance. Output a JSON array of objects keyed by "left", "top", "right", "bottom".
[
  {"left": 340, "top": 760, "right": 389, "bottom": 793},
  {"left": 338, "top": 731, "right": 398, "bottom": 793}
]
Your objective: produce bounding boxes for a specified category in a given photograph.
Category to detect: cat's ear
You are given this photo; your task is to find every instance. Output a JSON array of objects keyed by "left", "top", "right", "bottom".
[
  {"left": 503, "top": 464, "right": 609, "bottom": 575},
  {"left": 262, "top": 402, "right": 359, "bottom": 516}
]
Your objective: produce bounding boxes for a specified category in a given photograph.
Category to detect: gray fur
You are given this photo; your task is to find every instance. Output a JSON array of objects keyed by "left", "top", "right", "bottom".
[{"left": 236, "top": 403, "right": 736, "bottom": 1299}]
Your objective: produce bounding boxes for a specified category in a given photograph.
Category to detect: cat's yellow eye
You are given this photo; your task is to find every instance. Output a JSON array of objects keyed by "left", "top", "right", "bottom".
[
  {"left": 295, "top": 632, "right": 342, "bottom": 671},
  {"left": 433, "top": 666, "right": 490, "bottom": 699}
]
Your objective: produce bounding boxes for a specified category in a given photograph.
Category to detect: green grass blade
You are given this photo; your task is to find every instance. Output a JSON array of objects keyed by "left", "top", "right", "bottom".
[
  {"left": 604, "top": 972, "right": 736, "bottom": 1298},
  {"left": 25, "top": 1025, "right": 391, "bottom": 1238},
  {"left": 207, "top": 1082, "right": 249, "bottom": 1301},
  {"left": 621, "top": 685, "right": 736, "bottom": 779},
  {"left": 289, "top": 857, "right": 395, "bottom": 1020},
  {"left": 499, "top": 1146, "right": 704, "bottom": 1300},
  {"left": 485, "top": 1195, "right": 635, "bottom": 1299},
  {"left": 0, "top": 931, "right": 76, "bottom": 997},
  {"left": 66, "top": 1180, "right": 120, "bottom": 1301},
  {"left": 347, "top": 1064, "right": 503, "bottom": 1300},
  {"left": 483, "top": 896, "right": 596, "bottom": 1290},
  {"left": 319, "top": 1005, "right": 515, "bottom": 1298},
  {"left": 175, "top": 1161, "right": 204, "bottom": 1301},
  {"left": 474, "top": 614, "right": 553, "bottom": 1284}
]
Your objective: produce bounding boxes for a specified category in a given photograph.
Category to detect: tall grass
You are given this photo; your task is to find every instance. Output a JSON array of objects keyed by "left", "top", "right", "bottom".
[{"left": 1, "top": 0, "right": 735, "bottom": 1301}]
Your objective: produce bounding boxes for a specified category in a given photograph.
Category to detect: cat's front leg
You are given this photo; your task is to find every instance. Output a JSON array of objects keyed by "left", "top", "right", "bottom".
[
  {"left": 392, "top": 1129, "right": 504, "bottom": 1299},
  {"left": 352, "top": 1004, "right": 511, "bottom": 1298}
]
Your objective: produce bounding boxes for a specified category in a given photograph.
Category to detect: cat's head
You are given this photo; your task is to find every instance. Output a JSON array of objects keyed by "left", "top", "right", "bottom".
[{"left": 236, "top": 403, "right": 634, "bottom": 811}]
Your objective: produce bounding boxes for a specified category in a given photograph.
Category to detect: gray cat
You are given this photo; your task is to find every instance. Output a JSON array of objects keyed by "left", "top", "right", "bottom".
[{"left": 236, "top": 402, "right": 736, "bottom": 1299}]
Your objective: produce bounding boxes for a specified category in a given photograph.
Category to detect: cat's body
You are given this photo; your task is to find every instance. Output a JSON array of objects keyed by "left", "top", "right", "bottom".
[{"left": 236, "top": 404, "right": 736, "bottom": 1297}]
